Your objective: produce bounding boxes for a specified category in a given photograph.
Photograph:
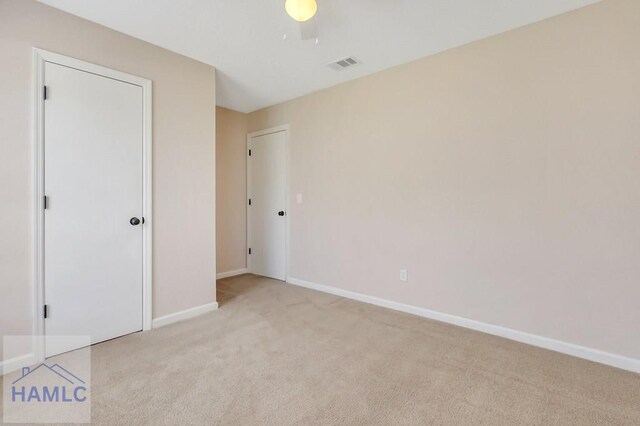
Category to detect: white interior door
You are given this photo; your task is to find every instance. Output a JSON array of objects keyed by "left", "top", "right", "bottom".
[
  {"left": 248, "top": 131, "right": 287, "bottom": 281},
  {"left": 44, "top": 61, "right": 144, "bottom": 357}
]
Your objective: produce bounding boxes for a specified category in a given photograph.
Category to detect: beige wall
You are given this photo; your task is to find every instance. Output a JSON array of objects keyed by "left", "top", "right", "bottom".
[
  {"left": 216, "top": 107, "right": 248, "bottom": 273},
  {"left": 246, "top": 0, "right": 640, "bottom": 360},
  {"left": 0, "top": 0, "right": 216, "bottom": 358}
]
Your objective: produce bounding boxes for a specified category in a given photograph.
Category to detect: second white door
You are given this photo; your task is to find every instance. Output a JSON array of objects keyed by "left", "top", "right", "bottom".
[{"left": 248, "top": 130, "right": 287, "bottom": 281}]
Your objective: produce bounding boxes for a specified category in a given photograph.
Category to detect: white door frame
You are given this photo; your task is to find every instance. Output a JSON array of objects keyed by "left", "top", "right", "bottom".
[
  {"left": 32, "top": 48, "right": 153, "bottom": 361},
  {"left": 246, "top": 125, "right": 290, "bottom": 279}
]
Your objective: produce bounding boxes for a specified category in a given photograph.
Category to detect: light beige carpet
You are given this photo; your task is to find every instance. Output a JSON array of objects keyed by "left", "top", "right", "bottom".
[{"left": 3, "top": 274, "right": 640, "bottom": 424}]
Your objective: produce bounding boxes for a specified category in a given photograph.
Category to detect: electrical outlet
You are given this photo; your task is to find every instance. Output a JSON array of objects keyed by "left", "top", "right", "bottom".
[
  {"left": 296, "top": 193, "right": 303, "bottom": 204},
  {"left": 400, "top": 269, "right": 408, "bottom": 282}
]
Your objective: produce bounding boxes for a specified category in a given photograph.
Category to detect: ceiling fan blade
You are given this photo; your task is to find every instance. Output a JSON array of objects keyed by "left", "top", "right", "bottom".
[{"left": 299, "top": 17, "right": 318, "bottom": 40}]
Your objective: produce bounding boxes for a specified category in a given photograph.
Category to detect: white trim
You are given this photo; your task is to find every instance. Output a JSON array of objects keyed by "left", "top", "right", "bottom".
[
  {"left": 32, "top": 48, "right": 153, "bottom": 360},
  {"left": 217, "top": 268, "right": 249, "bottom": 280},
  {"left": 246, "top": 125, "right": 291, "bottom": 280},
  {"left": 141, "top": 65, "right": 153, "bottom": 332},
  {"left": 152, "top": 302, "right": 219, "bottom": 328},
  {"left": 32, "top": 49, "right": 45, "bottom": 364},
  {"left": 247, "top": 125, "right": 290, "bottom": 139},
  {"left": 286, "top": 276, "right": 640, "bottom": 374},
  {"left": 0, "top": 353, "right": 38, "bottom": 376}
]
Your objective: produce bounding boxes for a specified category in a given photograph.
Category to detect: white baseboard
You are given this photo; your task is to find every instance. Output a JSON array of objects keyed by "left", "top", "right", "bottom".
[
  {"left": 1, "top": 352, "right": 38, "bottom": 376},
  {"left": 286, "top": 276, "right": 640, "bottom": 374},
  {"left": 152, "top": 301, "right": 219, "bottom": 328},
  {"left": 217, "top": 268, "right": 249, "bottom": 280},
  {"left": 5, "top": 301, "right": 220, "bottom": 373}
]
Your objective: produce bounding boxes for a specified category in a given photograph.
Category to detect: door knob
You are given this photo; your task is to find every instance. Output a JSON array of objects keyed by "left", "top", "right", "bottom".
[
  {"left": 278, "top": 211, "right": 285, "bottom": 216},
  {"left": 130, "top": 217, "right": 141, "bottom": 226}
]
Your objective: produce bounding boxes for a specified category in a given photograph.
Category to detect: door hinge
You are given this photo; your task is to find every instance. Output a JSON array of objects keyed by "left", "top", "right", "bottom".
[
  {"left": 248, "top": 149, "right": 252, "bottom": 156},
  {"left": 248, "top": 248, "right": 252, "bottom": 255},
  {"left": 43, "top": 195, "right": 48, "bottom": 209},
  {"left": 44, "top": 86, "right": 48, "bottom": 100},
  {"left": 43, "top": 304, "right": 49, "bottom": 319},
  {"left": 248, "top": 198, "right": 252, "bottom": 205}
]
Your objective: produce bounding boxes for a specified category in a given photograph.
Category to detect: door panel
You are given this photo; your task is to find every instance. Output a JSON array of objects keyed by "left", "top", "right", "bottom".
[
  {"left": 249, "top": 131, "right": 286, "bottom": 280},
  {"left": 44, "top": 62, "right": 143, "bottom": 357}
]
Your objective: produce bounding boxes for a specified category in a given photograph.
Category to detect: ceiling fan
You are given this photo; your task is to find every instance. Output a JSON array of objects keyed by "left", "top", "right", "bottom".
[{"left": 284, "top": 0, "right": 319, "bottom": 42}]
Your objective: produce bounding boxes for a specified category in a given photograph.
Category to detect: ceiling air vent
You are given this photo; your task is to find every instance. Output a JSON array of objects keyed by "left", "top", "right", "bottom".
[{"left": 328, "top": 56, "right": 361, "bottom": 71}]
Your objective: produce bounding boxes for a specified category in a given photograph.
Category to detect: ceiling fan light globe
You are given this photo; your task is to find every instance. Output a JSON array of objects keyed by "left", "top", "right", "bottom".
[{"left": 285, "top": 0, "right": 317, "bottom": 22}]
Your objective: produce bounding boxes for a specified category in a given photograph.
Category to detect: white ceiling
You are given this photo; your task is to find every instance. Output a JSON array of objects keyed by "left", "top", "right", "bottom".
[{"left": 39, "top": 0, "right": 600, "bottom": 113}]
